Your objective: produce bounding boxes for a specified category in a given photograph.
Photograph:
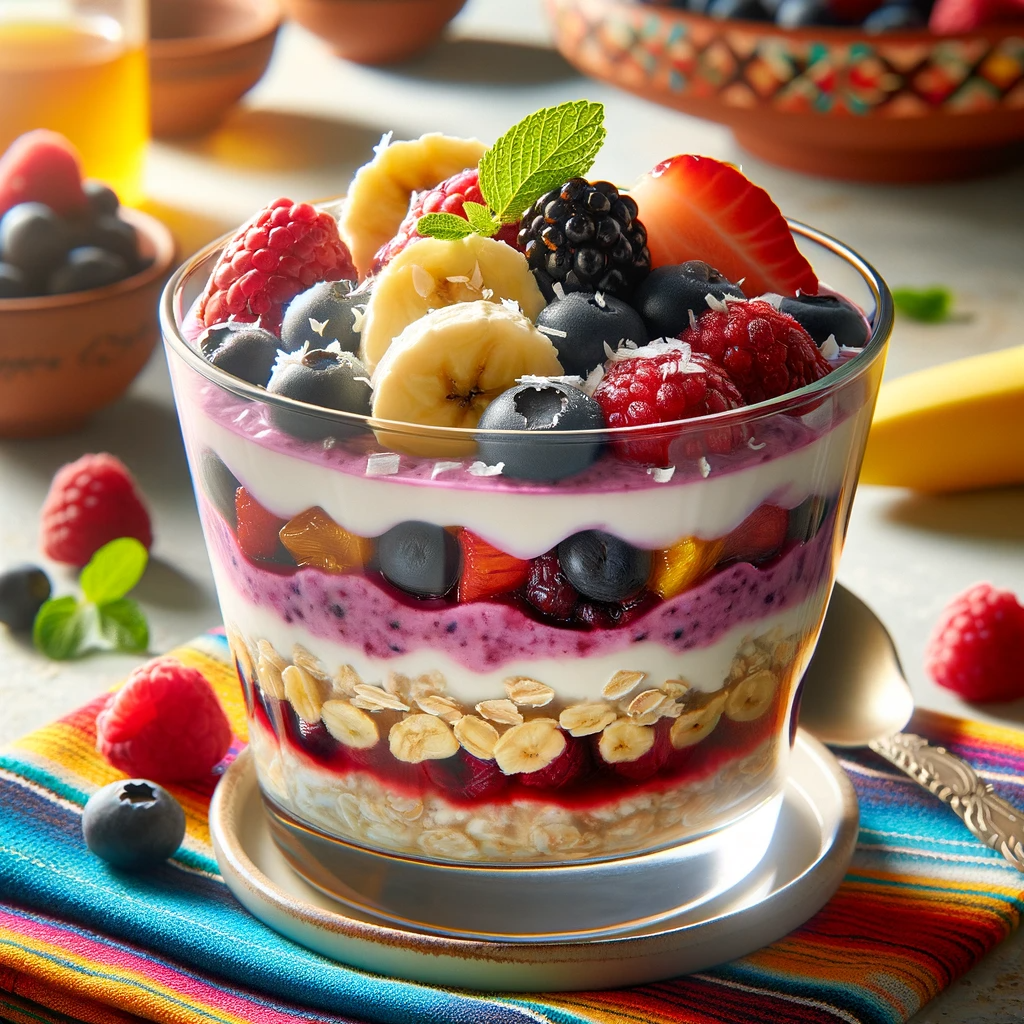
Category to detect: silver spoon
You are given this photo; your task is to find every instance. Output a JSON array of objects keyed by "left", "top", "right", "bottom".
[{"left": 800, "top": 582, "right": 1024, "bottom": 871}]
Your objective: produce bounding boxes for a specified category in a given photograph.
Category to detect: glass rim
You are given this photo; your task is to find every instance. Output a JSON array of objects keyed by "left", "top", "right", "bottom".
[{"left": 159, "top": 216, "right": 894, "bottom": 442}]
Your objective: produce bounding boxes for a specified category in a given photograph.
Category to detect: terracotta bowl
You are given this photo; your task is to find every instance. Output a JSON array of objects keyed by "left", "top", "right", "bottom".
[
  {"left": 279, "top": 0, "right": 467, "bottom": 64},
  {"left": 0, "top": 209, "right": 176, "bottom": 438},
  {"left": 547, "top": 0, "right": 1024, "bottom": 181},
  {"left": 149, "top": 0, "right": 281, "bottom": 138}
]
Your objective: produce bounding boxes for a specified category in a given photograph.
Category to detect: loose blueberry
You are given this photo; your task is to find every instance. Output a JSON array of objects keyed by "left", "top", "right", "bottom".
[
  {"left": 83, "top": 180, "right": 120, "bottom": 217},
  {"left": 197, "top": 450, "right": 240, "bottom": 527},
  {"left": 266, "top": 348, "right": 372, "bottom": 441},
  {"left": 377, "top": 521, "right": 461, "bottom": 598},
  {"left": 280, "top": 280, "right": 364, "bottom": 355},
  {"left": 199, "top": 321, "right": 281, "bottom": 387},
  {"left": 48, "top": 246, "right": 128, "bottom": 294},
  {"left": 708, "top": 0, "right": 773, "bottom": 18},
  {"left": 0, "top": 202, "right": 69, "bottom": 284},
  {"left": 84, "top": 215, "right": 141, "bottom": 271},
  {"left": 476, "top": 380, "right": 604, "bottom": 482},
  {"left": 557, "top": 531, "right": 651, "bottom": 604},
  {"left": 82, "top": 778, "right": 186, "bottom": 870},
  {"left": 535, "top": 291, "right": 647, "bottom": 377},
  {"left": 775, "top": 0, "right": 836, "bottom": 25},
  {"left": 0, "top": 262, "right": 27, "bottom": 298},
  {"left": 0, "top": 564, "right": 51, "bottom": 631},
  {"left": 862, "top": 3, "right": 924, "bottom": 27},
  {"left": 778, "top": 294, "right": 869, "bottom": 348},
  {"left": 633, "top": 262, "right": 745, "bottom": 339}
]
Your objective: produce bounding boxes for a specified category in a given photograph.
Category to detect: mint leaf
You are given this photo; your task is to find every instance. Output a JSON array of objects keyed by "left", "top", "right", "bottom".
[
  {"left": 97, "top": 598, "right": 149, "bottom": 653},
  {"left": 479, "top": 101, "right": 606, "bottom": 224},
  {"left": 462, "top": 202, "right": 499, "bottom": 238},
  {"left": 416, "top": 212, "right": 475, "bottom": 241},
  {"left": 80, "top": 537, "right": 148, "bottom": 605},
  {"left": 33, "top": 597, "right": 91, "bottom": 660},
  {"left": 892, "top": 286, "right": 953, "bottom": 323}
]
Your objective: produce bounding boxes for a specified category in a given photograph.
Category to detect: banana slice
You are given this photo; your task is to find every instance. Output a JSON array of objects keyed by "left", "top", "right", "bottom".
[
  {"left": 360, "top": 235, "right": 545, "bottom": 372},
  {"left": 340, "top": 133, "right": 487, "bottom": 279},
  {"left": 598, "top": 719, "right": 655, "bottom": 764},
  {"left": 370, "top": 300, "right": 563, "bottom": 458},
  {"left": 725, "top": 669, "right": 777, "bottom": 722},
  {"left": 493, "top": 720, "right": 566, "bottom": 775},
  {"left": 670, "top": 692, "right": 726, "bottom": 749},
  {"left": 321, "top": 700, "right": 379, "bottom": 749},
  {"left": 389, "top": 714, "right": 459, "bottom": 763}
]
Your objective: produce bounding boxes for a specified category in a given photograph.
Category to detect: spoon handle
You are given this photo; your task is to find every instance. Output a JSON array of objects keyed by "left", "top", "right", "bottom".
[{"left": 869, "top": 732, "right": 1024, "bottom": 872}]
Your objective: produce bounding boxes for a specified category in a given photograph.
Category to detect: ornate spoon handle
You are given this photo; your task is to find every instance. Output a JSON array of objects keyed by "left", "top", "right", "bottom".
[{"left": 869, "top": 732, "right": 1024, "bottom": 872}]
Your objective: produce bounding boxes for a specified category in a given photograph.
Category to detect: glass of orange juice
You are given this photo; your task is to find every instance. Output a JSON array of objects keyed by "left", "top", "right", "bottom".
[{"left": 0, "top": 0, "right": 148, "bottom": 205}]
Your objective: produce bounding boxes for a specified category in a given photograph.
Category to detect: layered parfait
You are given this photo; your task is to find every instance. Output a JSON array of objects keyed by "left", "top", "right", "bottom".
[{"left": 165, "top": 102, "right": 885, "bottom": 866}]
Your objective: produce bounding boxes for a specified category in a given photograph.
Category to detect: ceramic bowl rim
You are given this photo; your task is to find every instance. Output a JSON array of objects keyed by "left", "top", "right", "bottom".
[{"left": 148, "top": 0, "right": 282, "bottom": 60}]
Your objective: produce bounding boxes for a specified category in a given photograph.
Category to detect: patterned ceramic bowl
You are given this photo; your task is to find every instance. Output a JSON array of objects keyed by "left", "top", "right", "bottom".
[{"left": 547, "top": 0, "right": 1024, "bottom": 181}]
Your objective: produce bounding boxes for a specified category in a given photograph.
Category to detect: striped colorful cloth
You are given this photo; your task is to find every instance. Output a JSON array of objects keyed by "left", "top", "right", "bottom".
[{"left": 1, "top": 633, "right": 1022, "bottom": 1024}]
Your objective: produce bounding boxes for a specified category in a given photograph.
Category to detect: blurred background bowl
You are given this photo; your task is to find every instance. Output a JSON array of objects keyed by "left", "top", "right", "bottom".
[
  {"left": 0, "top": 209, "right": 175, "bottom": 438},
  {"left": 149, "top": 0, "right": 281, "bottom": 139},
  {"left": 547, "top": 0, "right": 1024, "bottom": 181}
]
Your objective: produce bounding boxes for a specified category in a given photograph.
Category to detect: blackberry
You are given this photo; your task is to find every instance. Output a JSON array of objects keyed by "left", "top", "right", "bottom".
[{"left": 517, "top": 178, "right": 650, "bottom": 301}]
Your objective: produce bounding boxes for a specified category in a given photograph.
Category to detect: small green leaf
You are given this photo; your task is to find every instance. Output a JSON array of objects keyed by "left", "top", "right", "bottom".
[
  {"left": 892, "top": 286, "right": 953, "bottom": 324},
  {"left": 97, "top": 598, "right": 149, "bottom": 654},
  {"left": 33, "top": 597, "right": 91, "bottom": 660},
  {"left": 462, "top": 202, "right": 499, "bottom": 238},
  {"left": 415, "top": 212, "right": 475, "bottom": 241},
  {"left": 479, "top": 100, "right": 606, "bottom": 224},
  {"left": 80, "top": 537, "right": 149, "bottom": 605}
]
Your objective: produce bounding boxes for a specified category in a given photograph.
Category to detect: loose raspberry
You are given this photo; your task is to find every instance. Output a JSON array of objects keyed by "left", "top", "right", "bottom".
[
  {"left": 518, "top": 734, "right": 591, "bottom": 789},
  {"left": 930, "top": 0, "right": 1024, "bottom": 31},
  {"left": 925, "top": 583, "right": 1024, "bottom": 702},
  {"left": 235, "top": 487, "right": 287, "bottom": 562},
  {"left": 372, "top": 167, "right": 520, "bottom": 273},
  {"left": 198, "top": 198, "right": 356, "bottom": 335},
  {"left": 681, "top": 299, "right": 831, "bottom": 406},
  {"left": 593, "top": 339, "right": 746, "bottom": 466},
  {"left": 424, "top": 749, "right": 508, "bottom": 800},
  {"left": 40, "top": 453, "right": 152, "bottom": 567},
  {"left": 457, "top": 529, "right": 531, "bottom": 603},
  {"left": 0, "top": 129, "right": 87, "bottom": 218},
  {"left": 96, "top": 657, "right": 233, "bottom": 781}
]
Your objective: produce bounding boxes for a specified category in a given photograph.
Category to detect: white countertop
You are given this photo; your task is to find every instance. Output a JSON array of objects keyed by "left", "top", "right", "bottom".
[{"left": 1, "top": 0, "right": 1022, "bottom": 1018}]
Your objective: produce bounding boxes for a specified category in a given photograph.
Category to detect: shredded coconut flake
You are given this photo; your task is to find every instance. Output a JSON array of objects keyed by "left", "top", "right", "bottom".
[
  {"left": 551, "top": 282, "right": 566, "bottom": 301},
  {"left": 698, "top": 457, "right": 711, "bottom": 478},
  {"left": 704, "top": 293, "right": 728, "bottom": 313},
  {"left": 747, "top": 437, "right": 767, "bottom": 451},
  {"left": 366, "top": 453, "right": 400, "bottom": 477},
  {"left": 309, "top": 317, "right": 328, "bottom": 337},
  {"left": 647, "top": 466, "right": 676, "bottom": 483},
  {"left": 501, "top": 298, "right": 521, "bottom": 313},
  {"left": 373, "top": 131, "right": 394, "bottom": 157},
  {"left": 481, "top": 287, "right": 494, "bottom": 300},
  {"left": 758, "top": 292, "right": 784, "bottom": 310},
  {"left": 606, "top": 337, "right": 695, "bottom": 365},
  {"left": 470, "top": 262, "right": 483, "bottom": 292},
  {"left": 688, "top": 309, "right": 698, "bottom": 332},
  {"left": 411, "top": 265, "right": 434, "bottom": 300},
  {"left": 517, "top": 374, "right": 584, "bottom": 389},
  {"left": 431, "top": 461, "right": 462, "bottom": 479},
  {"left": 582, "top": 363, "right": 605, "bottom": 396},
  {"left": 594, "top": 291, "right": 606, "bottom": 309},
  {"left": 446, "top": 275, "right": 470, "bottom": 284},
  {"left": 537, "top": 324, "right": 568, "bottom": 338},
  {"left": 468, "top": 461, "right": 504, "bottom": 477},
  {"left": 820, "top": 334, "right": 840, "bottom": 361},
  {"left": 351, "top": 304, "right": 367, "bottom": 333}
]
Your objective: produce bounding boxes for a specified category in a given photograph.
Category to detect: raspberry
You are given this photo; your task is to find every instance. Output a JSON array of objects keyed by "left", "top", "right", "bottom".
[
  {"left": 40, "top": 453, "right": 152, "bottom": 567},
  {"left": 925, "top": 584, "right": 1024, "bottom": 703},
  {"left": 518, "top": 734, "right": 591, "bottom": 789},
  {"left": 0, "top": 129, "right": 87, "bottom": 218},
  {"left": 681, "top": 299, "right": 831, "bottom": 406},
  {"left": 523, "top": 553, "right": 579, "bottom": 621},
  {"left": 593, "top": 340, "right": 746, "bottom": 467},
  {"left": 424, "top": 749, "right": 508, "bottom": 800},
  {"left": 96, "top": 657, "right": 233, "bottom": 782},
  {"left": 235, "top": 487, "right": 287, "bottom": 562},
  {"left": 198, "top": 198, "right": 356, "bottom": 335},
  {"left": 372, "top": 167, "right": 519, "bottom": 273}
]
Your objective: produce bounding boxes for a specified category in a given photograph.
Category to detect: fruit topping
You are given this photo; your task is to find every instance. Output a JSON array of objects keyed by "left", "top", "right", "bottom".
[
  {"left": 929, "top": 0, "right": 1024, "bottom": 32},
  {"left": 629, "top": 155, "right": 818, "bottom": 299},
  {"left": 863, "top": 4, "right": 925, "bottom": 28},
  {"left": 359, "top": 234, "right": 545, "bottom": 372},
  {"left": 493, "top": 718, "right": 566, "bottom": 776},
  {"left": 518, "top": 177, "right": 650, "bottom": 300},
  {"left": 925, "top": 583, "right": 1024, "bottom": 702},
  {"left": 475, "top": 378, "right": 604, "bottom": 481},
  {"left": 321, "top": 699, "right": 379, "bottom": 748},
  {"left": 0, "top": 564, "right": 51, "bottom": 631},
  {"left": 523, "top": 552, "right": 579, "bottom": 621},
  {"left": 457, "top": 530, "right": 531, "bottom": 602},
  {"left": 199, "top": 321, "right": 282, "bottom": 387},
  {"left": 559, "top": 701, "right": 618, "bottom": 737},
  {"left": 198, "top": 451, "right": 240, "bottom": 527},
  {"left": 0, "top": 202, "right": 69, "bottom": 285},
  {"left": 424, "top": 748, "right": 508, "bottom": 799},
  {"left": 633, "top": 261, "right": 746, "bottom": 339},
  {"left": 597, "top": 718, "right": 654, "bottom": 765},
  {"left": 535, "top": 290, "right": 648, "bottom": 377},
  {"left": 593, "top": 339, "right": 746, "bottom": 466},
  {"left": 96, "top": 656, "right": 233, "bottom": 782},
  {"left": 778, "top": 294, "right": 869, "bottom": 349},
  {"left": 681, "top": 299, "right": 832, "bottom": 405},
  {"left": 377, "top": 521, "right": 461, "bottom": 598},
  {"left": 81, "top": 779, "right": 186, "bottom": 870},
  {"left": 670, "top": 693, "right": 726, "bottom": 749},
  {"left": 720, "top": 504, "right": 789, "bottom": 564},
  {"left": 235, "top": 487, "right": 288, "bottom": 562},
  {"left": 557, "top": 530, "right": 651, "bottom": 603},
  {"left": 370, "top": 300, "right": 561, "bottom": 457},
  {"left": 389, "top": 713, "right": 460, "bottom": 762},
  {"left": 41, "top": 453, "right": 152, "bottom": 566},
  {"left": 280, "top": 280, "right": 364, "bottom": 355},
  {"left": 83, "top": 180, "right": 119, "bottom": 217},
  {"left": 279, "top": 506, "right": 373, "bottom": 572},
  {"left": 0, "top": 129, "right": 86, "bottom": 218},
  {"left": 724, "top": 669, "right": 777, "bottom": 721},
  {"left": 517, "top": 733, "right": 590, "bottom": 788},
  {"left": 198, "top": 198, "right": 356, "bottom": 333},
  {"left": 48, "top": 245, "right": 126, "bottom": 293},
  {"left": 648, "top": 536, "right": 725, "bottom": 600},
  {"left": 266, "top": 347, "right": 372, "bottom": 440}
]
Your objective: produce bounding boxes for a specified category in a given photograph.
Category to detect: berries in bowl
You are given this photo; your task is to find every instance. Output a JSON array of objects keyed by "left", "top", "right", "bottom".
[
  {"left": 0, "top": 130, "right": 175, "bottom": 438},
  {"left": 161, "top": 101, "right": 890, "bottom": 933}
]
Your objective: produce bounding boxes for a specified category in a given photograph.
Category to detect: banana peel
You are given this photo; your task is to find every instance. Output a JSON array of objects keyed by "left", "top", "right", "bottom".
[{"left": 860, "top": 345, "right": 1024, "bottom": 492}]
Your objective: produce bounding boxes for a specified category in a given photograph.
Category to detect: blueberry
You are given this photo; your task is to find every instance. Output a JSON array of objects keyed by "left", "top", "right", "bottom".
[
  {"left": 84, "top": 215, "right": 141, "bottom": 271},
  {"left": 0, "top": 202, "right": 70, "bottom": 283},
  {"left": 0, "top": 564, "right": 51, "bottom": 631},
  {"left": 48, "top": 246, "right": 128, "bottom": 294},
  {"left": 779, "top": 294, "right": 869, "bottom": 348},
  {"left": 83, "top": 180, "right": 120, "bottom": 217},
  {"left": 633, "top": 262, "right": 745, "bottom": 339},
  {"left": 266, "top": 348, "right": 372, "bottom": 440},
  {"left": 775, "top": 0, "right": 836, "bottom": 25},
  {"left": 476, "top": 380, "right": 604, "bottom": 482},
  {"left": 557, "top": 531, "right": 651, "bottom": 604},
  {"left": 199, "top": 321, "right": 281, "bottom": 387},
  {"left": 0, "top": 262, "right": 27, "bottom": 298},
  {"left": 82, "top": 779, "right": 186, "bottom": 870},
  {"left": 377, "top": 521, "right": 461, "bottom": 598},
  {"left": 708, "top": 0, "right": 773, "bottom": 18},
  {"left": 535, "top": 292, "right": 647, "bottom": 377},
  {"left": 197, "top": 450, "right": 240, "bottom": 527},
  {"left": 280, "top": 280, "right": 364, "bottom": 355},
  {"left": 863, "top": 4, "right": 924, "bottom": 28}
]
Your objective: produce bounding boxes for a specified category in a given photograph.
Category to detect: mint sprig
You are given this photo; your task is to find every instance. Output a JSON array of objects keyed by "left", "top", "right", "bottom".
[
  {"left": 892, "top": 286, "right": 953, "bottom": 323},
  {"left": 417, "top": 100, "right": 606, "bottom": 241},
  {"left": 33, "top": 538, "right": 150, "bottom": 660}
]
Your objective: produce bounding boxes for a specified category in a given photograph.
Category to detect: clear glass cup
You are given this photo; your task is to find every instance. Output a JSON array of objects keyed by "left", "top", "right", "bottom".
[
  {"left": 0, "top": 0, "right": 148, "bottom": 204},
  {"left": 162, "top": 217, "right": 891, "bottom": 934}
]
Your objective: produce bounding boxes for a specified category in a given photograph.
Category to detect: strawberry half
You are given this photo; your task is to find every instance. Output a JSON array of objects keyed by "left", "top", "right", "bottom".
[
  {"left": 929, "top": 0, "right": 1024, "bottom": 31},
  {"left": 629, "top": 155, "right": 818, "bottom": 299},
  {"left": 235, "top": 487, "right": 288, "bottom": 562},
  {"left": 457, "top": 530, "right": 531, "bottom": 603}
]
